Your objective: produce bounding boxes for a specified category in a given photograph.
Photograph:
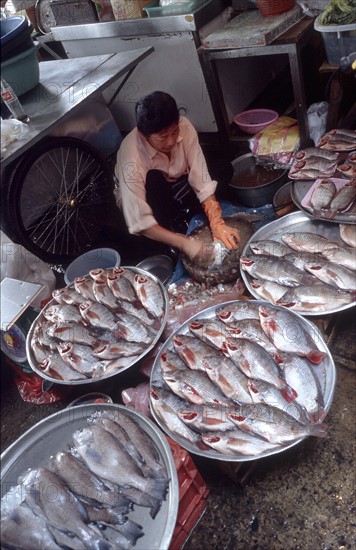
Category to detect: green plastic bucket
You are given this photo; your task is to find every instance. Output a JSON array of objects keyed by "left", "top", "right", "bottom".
[{"left": 1, "top": 42, "right": 40, "bottom": 97}]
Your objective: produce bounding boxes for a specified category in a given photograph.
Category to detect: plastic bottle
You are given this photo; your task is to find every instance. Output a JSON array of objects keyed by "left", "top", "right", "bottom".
[{"left": 0, "top": 78, "right": 29, "bottom": 122}]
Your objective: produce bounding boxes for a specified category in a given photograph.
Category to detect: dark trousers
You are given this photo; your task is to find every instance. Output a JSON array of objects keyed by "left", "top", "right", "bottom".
[{"left": 146, "top": 170, "right": 203, "bottom": 233}]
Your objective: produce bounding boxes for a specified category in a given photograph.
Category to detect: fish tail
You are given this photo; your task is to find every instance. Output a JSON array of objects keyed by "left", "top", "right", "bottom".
[
  {"left": 119, "top": 519, "right": 144, "bottom": 544},
  {"left": 306, "top": 350, "right": 327, "bottom": 365},
  {"left": 308, "top": 407, "right": 327, "bottom": 424},
  {"left": 309, "top": 423, "right": 328, "bottom": 438}
]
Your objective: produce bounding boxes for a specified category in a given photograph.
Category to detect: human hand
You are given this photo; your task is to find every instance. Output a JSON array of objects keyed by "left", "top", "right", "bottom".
[
  {"left": 212, "top": 223, "right": 240, "bottom": 249},
  {"left": 181, "top": 237, "right": 205, "bottom": 261}
]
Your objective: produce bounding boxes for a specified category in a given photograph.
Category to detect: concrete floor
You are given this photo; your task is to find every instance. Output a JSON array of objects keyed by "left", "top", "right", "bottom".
[{"left": 1, "top": 305, "right": 355, "bottom": 549}]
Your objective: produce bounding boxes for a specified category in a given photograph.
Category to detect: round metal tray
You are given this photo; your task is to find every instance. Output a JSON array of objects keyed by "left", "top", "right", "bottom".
[
  {"left": 240, "top": 211, "right": 356, "bottom": 316},
  {"left": 291, "top": 180, "right": 356, "bottom": 225},
  {"left": 150, "top": 300, "right": 336, "bottom": 462},
  {"left": 26, "top": 267, "right": 169, "bottom": 385},
  {"left": 1, "top": 403, "right": 179, "bottom": 550}
]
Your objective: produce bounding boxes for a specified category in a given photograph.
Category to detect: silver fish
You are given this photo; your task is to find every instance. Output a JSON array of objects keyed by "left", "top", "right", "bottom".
[
  {"left": 250, "top": 278, "right": 289, "bottom": 305},
  {"left": 216, "top": 301, "right": 260, "bottom": 323},
  {"left": 107, "top": 271, "right": 137, "bottom": 302},
  {"left": 339, "top": 224, "right": 356, "bottom": 248},
  {"left": 178, "top": 404, "right": 237, "bottom": 432},
  {"left": 79, "top": 300, "right": 118, "bottom": 330},
  {"left": 52, "top": 287, "right": 86, "bottom": 305},
  {"left": 277, "top": 284, "right": 355, "bottom": 312},
  {"left": 92, "top": 274, "right": 118, "bottom": 309},
  {"left": 202, "top": 429, "right": 278, "bottom": 456},
  {"left": 48, "top": 451, "right": 126, "bottom": 508},
  {"left": 321, "top": 245, "right": 356, "bottom": 271},
  {"left": 46, "top": 322, "right": 98, "bottom": 347},
  {"left": 118, "top": 299, "right": 156, "bottom": 326},
  {"left": 43, "top": 303, "right": 83, "bottom": 324},
  {"left": 92, "top": 340, "right": 144, "bottom": 359},
  {"left": 203, "top": 354, "right": 253, "bottom": 404},
  {"left": 30, "top": 336, "right": 49, "bottom": 363},
  {"left": 33, "top": 321, "right": 58, "bottom": 350},
  {"left": 134, "top": 274, "right": 164, "bottom": 318},
  {"left": 57, "top": 342, "right": 102, "bottom": 377},
  {"left": 284, "top": 251, "right": 322, "bottom": 271},
  {"left": 189, "top": 318, "right": 232, "bottom": 351},
  {"left": 224, "top": 338, "right": 295, "bottom": 402},
  {"left": 281, "top": 232, "right": 339, "bottom": 254},
  {"left": 294, "top": 147, "right": 338, "bottom": 161},
  {"left": 259, "top": 304, "right": 327, "bottom": 364},
  {"left": 240, "top": 254, "right": 316, "bottom": 287},
  {"left": 150, "top": 387, "right": 201, "bottom": 444},
  {"left": 98, "top": 410, "right": 168, "bottom": 480},
  {"left": 228, "top": 404, "right": 328, "bottom": 445},
  {"left": 1, "top": 502, "right": 63, "bottom": 550},
  {"left": 37, "top": 355, "right": 85, "bottom": 380},
  {"left": 304, "top": 260, "right": 356, "bottom": 291},
  {"left": 74, "top": 276, "right": 96, "bottom": 300},
  {"left": 114, "top": 313, "right": 154, "bottom": 344},
  {"left": 249, "top": 240, "right": 292, "bottom": 257},
  {"left": 20, "top": 467, "right": 111, "bottom": 550},
  {"left": 162, "top": 368, "right": 230, "bottom": 406},
  {"left": 160, "top": 349, "right": 189, "bottom": 373},
  {"left": 310, "top": 179, "right": 337, "bottom": 213},
  {"left": 172, "top": 333, "right": 220, "bottom": 371},
  {"left": 279, "top": 352, "right": 325, "bottom": 423},
  {"left": 72, "top": 423, "right": 168, "bottom": 517},
  {"left": 247, "top": 379, "right": 308, "bottom": 423},
  {"left": 225, "top": 318, "right": 280, "bottom": 359},
  {"left": 329, "top": 180, "right": 356, "bottom": 213}
]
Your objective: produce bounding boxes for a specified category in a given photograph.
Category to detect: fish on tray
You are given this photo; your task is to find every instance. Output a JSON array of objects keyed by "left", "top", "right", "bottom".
[
  {"left": 276, "top": 284, "right": 355, "bottom": 312},
  {"left": 258, "top": 304, "right": 327, "bottom": 364},
  {"left": 304, "top": 260, "right": 356, "bottom": 291},
  {"left": 1, "top": 408, "right": 170, "bottom": 550},
  {"left": 281, "top": 232, "right": 338, "bottom": 254},
  {"left": 227, "top": 403, "right": 327, "bottom": 445},
  {"left": 318, "top": 128, "right": 356, "bottom": 151},
  {"left": 339, "top": 224, "right": 356, "bottom": 248},
  {"left": 309, "top": 178, "right": 337, "bottom": 215},
  {"left": 240, "top": 254, "right": 317, "bottom": 287}
]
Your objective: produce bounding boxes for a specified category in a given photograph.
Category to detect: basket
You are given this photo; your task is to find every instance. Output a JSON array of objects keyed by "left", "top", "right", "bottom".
[{"left": 256, "top": 0, "right": 295, "bottom": 17}]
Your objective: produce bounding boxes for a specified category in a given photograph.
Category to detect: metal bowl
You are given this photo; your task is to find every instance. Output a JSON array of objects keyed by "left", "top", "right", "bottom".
[
  {"left": 150, "top": 300, "right": 336, "bottom": 462},
  {"left": 240, "top": 211, "right": 356, "bottom": 315},
  {"left": 1, "top": 403, "right": 179, "bottom": 550},
  {"left": 136, "top": 255, "right": 173, "bottom": 285},
  {"left": 26, "top": 266, "right": 169, "bottom": 385}
]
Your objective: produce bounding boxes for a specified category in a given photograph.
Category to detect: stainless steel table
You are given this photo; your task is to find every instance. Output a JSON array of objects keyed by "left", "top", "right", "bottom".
[
  {"left": 198, "top": 17, "right": 315, "bottom": 147},
  {"left": 0, "top": 46, "right": 154, "bottom": 170}
]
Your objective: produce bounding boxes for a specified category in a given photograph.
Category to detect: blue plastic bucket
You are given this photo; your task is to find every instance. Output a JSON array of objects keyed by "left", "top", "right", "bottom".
[{"left": 64, "top": 248, "right": 121, "bottom": 286}]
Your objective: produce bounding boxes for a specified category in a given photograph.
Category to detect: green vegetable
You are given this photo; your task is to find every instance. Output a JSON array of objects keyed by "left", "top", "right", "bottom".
[{"left": 319, "top": 0, "right": 356, "bottom": 25}]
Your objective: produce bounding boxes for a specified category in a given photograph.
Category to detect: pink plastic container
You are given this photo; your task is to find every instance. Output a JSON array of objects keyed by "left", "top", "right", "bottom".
[{"left": 234, "top": 109, "right": 279, "bottom": 135}]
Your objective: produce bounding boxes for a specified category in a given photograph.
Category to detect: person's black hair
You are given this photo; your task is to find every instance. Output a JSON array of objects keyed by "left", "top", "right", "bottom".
[{"left": 135, "top": 91, "right": 179, "bottom": 136}]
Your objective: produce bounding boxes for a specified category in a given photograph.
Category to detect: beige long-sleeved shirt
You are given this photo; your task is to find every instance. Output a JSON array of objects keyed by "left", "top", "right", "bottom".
[{"left": 114, "top": 116, "right": 217, "bottom": 235}]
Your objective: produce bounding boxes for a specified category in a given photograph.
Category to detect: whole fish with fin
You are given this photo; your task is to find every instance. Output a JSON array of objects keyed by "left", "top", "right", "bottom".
[{"left": 258, "top": 304, "right": 327, "bottom": 364}]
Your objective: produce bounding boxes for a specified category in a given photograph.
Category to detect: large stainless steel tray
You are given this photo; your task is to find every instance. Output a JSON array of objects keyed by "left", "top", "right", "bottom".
[
  {"left": 150, "top": 300, "right": 336, "bottom": 462},
  {"left": 26, "top": 267, "right": 169, "bottom": 385},
  {"left": 240, "top": 211, "right": 356, "bottom": 316},
  {"left": 1, "top": 403, "right": 179, "bottom": 550},
  {"left": 291, "top": 180, "right": 356, "bottom": 225}
]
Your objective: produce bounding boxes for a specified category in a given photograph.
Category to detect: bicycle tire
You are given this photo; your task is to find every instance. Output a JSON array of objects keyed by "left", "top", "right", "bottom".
[{"left": 7, "top": 137, "right": 116, "bottom": 264}]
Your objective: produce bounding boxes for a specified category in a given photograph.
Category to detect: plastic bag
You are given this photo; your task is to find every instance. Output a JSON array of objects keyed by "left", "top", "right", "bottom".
[
  {"left": 1, "top": 230, "right": 56, "bottom": 308},
  {"left": 249, "top": 116, "right": 300, "bottom": 168},
  {"left": 307, "top": 101, "right": 329, "bottom": 145},
  {"left": 1, "top": 117, "right": 29, "bottom": 154},
  {"left": 121, "top": 382, "right": 151, "bottom": 417}
]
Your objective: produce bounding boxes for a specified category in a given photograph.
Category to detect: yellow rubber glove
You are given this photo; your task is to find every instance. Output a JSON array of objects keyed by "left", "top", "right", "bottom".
[{"left": 202, "top": 196, "right": 240, "bottom": 249}]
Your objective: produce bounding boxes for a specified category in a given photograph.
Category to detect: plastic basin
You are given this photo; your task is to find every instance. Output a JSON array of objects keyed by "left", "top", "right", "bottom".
[
  {"left": 234, "top": 109, "right": 279, "bottom": 135},
  {"left": 64, "top": 248, "right": 121, "bottom": 285}
]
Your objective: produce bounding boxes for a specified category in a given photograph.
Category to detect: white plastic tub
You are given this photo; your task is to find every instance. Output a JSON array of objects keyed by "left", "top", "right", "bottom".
[{"left": 314, "top": 14, "right": 356, "bottom": 66}]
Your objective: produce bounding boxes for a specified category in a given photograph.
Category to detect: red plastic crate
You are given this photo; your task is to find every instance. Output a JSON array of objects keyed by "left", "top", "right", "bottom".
[{"left": 167, "top": 437, "right": 209, "bottom": 550}]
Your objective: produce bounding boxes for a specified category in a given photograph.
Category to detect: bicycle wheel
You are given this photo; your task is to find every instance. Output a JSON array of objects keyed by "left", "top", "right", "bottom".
[{"left": 7, "top": 137, "right": 116, "bottom": 264}]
